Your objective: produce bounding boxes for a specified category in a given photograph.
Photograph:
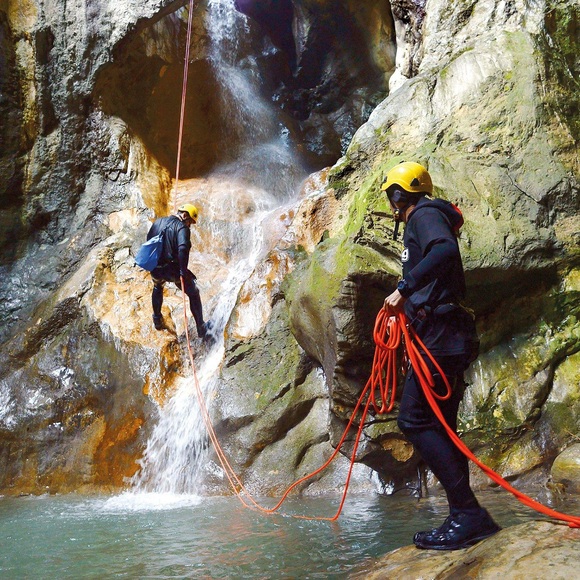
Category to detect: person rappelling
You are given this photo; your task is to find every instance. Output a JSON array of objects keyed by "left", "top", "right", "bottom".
[
  {"left": 381, "top": 161, "right": 501, "bottom": 550},
  {"left": 141, "top": 204, "right": 213, "bottom": 339}
]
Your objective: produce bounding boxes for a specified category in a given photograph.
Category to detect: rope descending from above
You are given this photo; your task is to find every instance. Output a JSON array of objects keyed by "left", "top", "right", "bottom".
[{"left": 173, "top": 0, "right": 196, "bottom": 214}]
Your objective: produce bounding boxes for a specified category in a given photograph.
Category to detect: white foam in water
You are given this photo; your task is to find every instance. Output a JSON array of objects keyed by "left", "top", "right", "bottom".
[{"left": 101, "top": 491, "right": 202, "bottom": 513}]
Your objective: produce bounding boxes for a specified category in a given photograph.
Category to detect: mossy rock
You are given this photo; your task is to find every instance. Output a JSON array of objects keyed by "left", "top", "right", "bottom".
[{"left": 551, "top": 444, "right": 580, "bottom": 492}]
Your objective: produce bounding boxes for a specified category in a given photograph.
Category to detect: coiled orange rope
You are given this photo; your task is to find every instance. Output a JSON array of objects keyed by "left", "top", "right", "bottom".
[{"left": 395, "top": 311, "right": 580, "bottom": 528}]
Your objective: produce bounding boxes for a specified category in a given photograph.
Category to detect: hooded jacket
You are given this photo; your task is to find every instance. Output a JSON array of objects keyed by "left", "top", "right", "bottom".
[{"left": 400, "top": 197, "right": 476, "bottom": 357}]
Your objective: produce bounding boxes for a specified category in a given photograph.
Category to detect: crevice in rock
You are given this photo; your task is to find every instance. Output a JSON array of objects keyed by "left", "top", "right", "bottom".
[
  {"left": 259, "top": 396, "right": 318, "bottom": 450},
  {"left": 294, "top": 432, "right": 329, "bottom": 470}
]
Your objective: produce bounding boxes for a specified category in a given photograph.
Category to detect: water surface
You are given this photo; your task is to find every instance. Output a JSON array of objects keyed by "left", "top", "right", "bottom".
[{"left": 2, "top": 490, "right": 574, "bottom": 579}]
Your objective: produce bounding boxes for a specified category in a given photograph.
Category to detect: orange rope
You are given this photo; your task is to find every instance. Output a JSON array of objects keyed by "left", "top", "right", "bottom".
[
  {"left": 394, "top": 310, "right": 580, "bottom": 528},
  {"left": 178, "top": 290, "right": 402, "bottom": 520},
  {"left": 170, "top": 9, "right": 578, "bottom": 526},
  {"left": 173, "top": 0, "right": 195, "bottom": 214}
]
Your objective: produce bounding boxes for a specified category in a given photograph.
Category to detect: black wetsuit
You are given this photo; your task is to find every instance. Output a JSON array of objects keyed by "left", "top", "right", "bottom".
[
  {"left": 148, "top": 216, "right": 204, "bottom": 333},
  {"left": 396, "top": 197, "right": 481, "bottom": 515}
]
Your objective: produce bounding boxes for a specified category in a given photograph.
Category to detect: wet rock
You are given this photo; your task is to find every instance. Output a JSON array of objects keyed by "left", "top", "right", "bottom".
[
  {"left": 234, "top": 0, "right": 296, "bottom": 70},
  {"left": 215, "top": 297, "right": 372, "bottom": 495},
  {"left": 351, "top": 521, "right": 580, "bottom": 579},
  {"left": 388, "top": 0, "right": 427, "bottom": 91},
  {"left": 552, "top": 444, "right": 580, "bottom": 493},
  {"left": 0, "top": 10, "right": 25, "bottom": 264},
  {"left": 266, "top": 0, "right": 393, "bottom": 167},
  {"left": 0, "top": 0, "right": 579, "bottom": 501}
]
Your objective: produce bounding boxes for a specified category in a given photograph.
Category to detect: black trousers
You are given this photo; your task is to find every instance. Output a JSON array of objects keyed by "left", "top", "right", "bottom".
[
  {"left": 151, "top": 263, "right": 204, "bottom": 331},
  {"left": 397, "top": 354, "right": 480, "bottom": 514}
]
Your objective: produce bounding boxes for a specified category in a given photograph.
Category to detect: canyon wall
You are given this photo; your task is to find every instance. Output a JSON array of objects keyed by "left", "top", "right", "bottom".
[{"left": 0, "top": 0, "right": 578, "bottom": 498}]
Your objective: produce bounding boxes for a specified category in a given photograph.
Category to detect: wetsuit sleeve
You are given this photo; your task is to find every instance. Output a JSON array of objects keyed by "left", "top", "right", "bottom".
[
  {"left": 404, "top": 209, "right": 459, "bottom": 294},
  {"left": 176, "top": 224, "right": 192, "bottom": 276}
]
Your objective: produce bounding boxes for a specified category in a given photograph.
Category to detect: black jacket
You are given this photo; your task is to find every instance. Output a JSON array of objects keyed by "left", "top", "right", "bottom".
[
  {"left": 401, "top": 197, "right": 476, "bottom": 358},
  {"left": 147, "top": 216, "right": 191, "bottom": 272}
]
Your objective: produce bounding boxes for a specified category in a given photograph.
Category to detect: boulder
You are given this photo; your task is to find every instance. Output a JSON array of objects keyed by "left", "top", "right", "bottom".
[
  {"left": 552, "top": 444, "right": 580, "bottom": 493},
  {"left": 351, "top": 521, "right": 580, "bottom": 579}
]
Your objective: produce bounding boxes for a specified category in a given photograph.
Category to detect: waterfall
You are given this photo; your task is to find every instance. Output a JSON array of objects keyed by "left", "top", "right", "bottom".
[{"left": 129, "top": 0, "right": 307, "bottom": 498}]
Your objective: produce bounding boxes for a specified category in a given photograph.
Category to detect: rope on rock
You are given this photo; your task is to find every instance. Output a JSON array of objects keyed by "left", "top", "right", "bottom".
[{"left": 179, "top": 282, "right": 394, "bottom": 520}]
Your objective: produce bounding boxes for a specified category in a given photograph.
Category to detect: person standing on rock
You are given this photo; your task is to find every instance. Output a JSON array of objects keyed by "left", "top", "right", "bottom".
[
  {"left": 148, "top": 204, "right": 212, "bottom": 339},
  {"left": 381, "top": 161, "right": 501, "bottom": 550}
]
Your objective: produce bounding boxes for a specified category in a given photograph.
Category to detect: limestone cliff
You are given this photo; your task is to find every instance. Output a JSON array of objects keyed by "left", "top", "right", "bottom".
[
  {"left": 282, "top": 0, "right": 580, "bottom": 492},
  {"left": 0, "top": 0, "right": 578, "bottom": 506},
  {"left": 0, "top": 0, "right": 392, "bottom": 493}
]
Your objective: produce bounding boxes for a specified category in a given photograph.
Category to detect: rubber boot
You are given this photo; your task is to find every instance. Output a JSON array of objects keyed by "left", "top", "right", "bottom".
[{"left": 413, "top": 508, "right": 501, "bottom": 550}]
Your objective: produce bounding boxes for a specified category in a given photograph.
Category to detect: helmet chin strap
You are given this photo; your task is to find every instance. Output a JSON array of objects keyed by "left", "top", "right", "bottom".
[{"left": 393, "top": 208, "right": 402, "bottom": 241}]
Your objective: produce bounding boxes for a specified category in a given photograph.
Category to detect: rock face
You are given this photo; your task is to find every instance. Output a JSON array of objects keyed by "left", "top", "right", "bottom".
[
  {"left": 0, "top": 0, "right": 393, "bottom": 493},
  {"left": 552, "top": 444, "right": 580, "bottom": 493},
  {"left": 281, "top": 0, "right": 580, "bottom": 491},
  {"left": 0, "top": 0, "right": 579, "bottom": 506},
  {"left": 351, "top": 521, "right": 580, "bottom": 579}
]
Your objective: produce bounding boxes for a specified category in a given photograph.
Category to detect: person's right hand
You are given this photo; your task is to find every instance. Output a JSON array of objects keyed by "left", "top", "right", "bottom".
[{"left": 383, "top": 289, "right": 406, "bottom": 314}]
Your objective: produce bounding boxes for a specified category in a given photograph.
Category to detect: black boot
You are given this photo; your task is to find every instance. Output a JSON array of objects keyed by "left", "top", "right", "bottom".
[
  {"left": 413, "top": 508, "right": 500, "bottom": 550},
  {"left": 197, "top": 320, "right": 215, "bottom": 342},
  {"left": 153, "top": 314, "right": 164, "bottom": 330}
]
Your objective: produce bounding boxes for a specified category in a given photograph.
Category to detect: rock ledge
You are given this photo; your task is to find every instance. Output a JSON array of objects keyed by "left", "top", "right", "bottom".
[{"left": 351, "top": 521, "right": 579, "bottom": 579}]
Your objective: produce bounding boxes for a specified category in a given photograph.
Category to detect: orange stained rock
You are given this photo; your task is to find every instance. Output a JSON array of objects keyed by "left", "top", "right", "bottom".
[{"left": 93, "top": 414, "right": 145, "bottom": 488}]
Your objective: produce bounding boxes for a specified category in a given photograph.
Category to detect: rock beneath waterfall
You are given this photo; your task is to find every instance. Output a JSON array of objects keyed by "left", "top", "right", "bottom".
[
  {"left": 0, "top": 230, "right": 187, "bottom": 493},
  {"left": 350, "top": 521, "right": 580, "bottom": 579}
]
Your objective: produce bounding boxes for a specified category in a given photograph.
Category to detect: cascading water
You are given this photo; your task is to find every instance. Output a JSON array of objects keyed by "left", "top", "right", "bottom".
[{"left": 129, "top": 0, "right": 308, "bottom": 498}]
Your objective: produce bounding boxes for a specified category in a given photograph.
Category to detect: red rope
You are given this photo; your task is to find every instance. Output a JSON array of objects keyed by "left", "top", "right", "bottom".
[
  {"left": 394, "top": 311, "right": 580, "bottom": 528},
  {"left": 179, "top": 280, "right": 383, "bottom": 520},
  {"left": 173, "top": 0, "right": 195, "bottom": 214},
  {"left": 170, "top": 18, "right": 579, "bottom": 517}
]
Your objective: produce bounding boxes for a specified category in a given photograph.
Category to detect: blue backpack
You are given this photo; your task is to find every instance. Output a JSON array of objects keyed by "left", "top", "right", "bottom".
[{"left": 135, "top": 225, "right": 168, "bottom": 271}]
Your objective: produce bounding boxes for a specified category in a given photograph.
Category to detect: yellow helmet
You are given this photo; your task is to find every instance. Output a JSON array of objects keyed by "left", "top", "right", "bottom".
[
  {"left": 381, "top": 161, "right": 433, "bottom": 195},
  {"left": 178, "top": 203, "right": 199, "bottom": 221}
]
